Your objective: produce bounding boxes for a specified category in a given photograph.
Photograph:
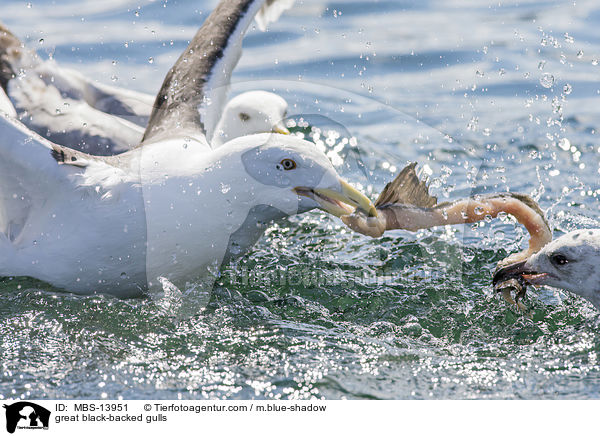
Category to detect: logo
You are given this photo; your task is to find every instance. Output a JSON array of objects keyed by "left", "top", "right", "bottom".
[{"left": 2, "top": 402, "right": 50, "bottom": 434}]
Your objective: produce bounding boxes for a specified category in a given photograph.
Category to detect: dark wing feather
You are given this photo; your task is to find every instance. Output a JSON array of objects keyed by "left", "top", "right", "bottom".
[
  {"left": 0, "top": 22, "right": 23, "bottom": 93},
  {"left": 141, "top": 0, "right": 256, "bottom": 145}
]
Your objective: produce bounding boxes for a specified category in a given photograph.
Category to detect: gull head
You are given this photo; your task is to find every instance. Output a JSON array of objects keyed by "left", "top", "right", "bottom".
[
  {"left": 212, "top": 91, "right": 290, "bottom": 146},
  {"left": 493, "top": 229, "right": 600, "bottom": 308},
  {"left": 231, "top": 133, "right": 375, "bottom": 219}
]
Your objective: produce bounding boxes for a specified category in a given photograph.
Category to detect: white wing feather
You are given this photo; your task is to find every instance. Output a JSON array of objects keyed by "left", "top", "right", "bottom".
[
  {"left": 255, "top": 0, "right": 296, "bottom": 31},
  {"left": 0, "top": 115, "right": 74, "bottom": 238}
]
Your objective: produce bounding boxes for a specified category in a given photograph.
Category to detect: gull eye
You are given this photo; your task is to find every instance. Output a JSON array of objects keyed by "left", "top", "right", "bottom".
[
  {"left": 279, "top": 158, "right": 296, "bottom": 170},
  {"left": 550, "top": 253, "right": 569, "bottom": 266},
  {"left": 239, "top": 112, "right": 250, "bottom": 122}
]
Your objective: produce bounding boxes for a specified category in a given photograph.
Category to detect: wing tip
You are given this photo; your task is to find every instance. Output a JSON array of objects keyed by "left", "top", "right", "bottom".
[{"left": 255, "top": 0, "right": 295, "bottom": 31}]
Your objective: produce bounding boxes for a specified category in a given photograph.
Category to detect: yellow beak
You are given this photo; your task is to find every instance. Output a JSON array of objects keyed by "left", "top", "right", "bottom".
[
  {"left": 272, "top": 122, "right": 290, "bottom": 135},
  {"left": 295, "top": 180, "right": 377, "bottom": 218}
]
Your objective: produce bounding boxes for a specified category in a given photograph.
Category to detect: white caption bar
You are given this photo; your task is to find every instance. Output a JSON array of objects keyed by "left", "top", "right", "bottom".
[{"left": 0, "top": 400, "right": 595, "bottom": 435}]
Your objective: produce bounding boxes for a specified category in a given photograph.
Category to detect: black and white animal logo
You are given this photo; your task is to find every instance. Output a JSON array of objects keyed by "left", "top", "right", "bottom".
[{"left": 3, "top": 402, "right": 50, "bottom": 434}]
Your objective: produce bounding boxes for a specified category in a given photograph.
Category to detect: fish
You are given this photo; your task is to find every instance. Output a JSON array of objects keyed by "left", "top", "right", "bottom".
[{"left": 341, "top": 163, "right": 553, "bottom": 310}]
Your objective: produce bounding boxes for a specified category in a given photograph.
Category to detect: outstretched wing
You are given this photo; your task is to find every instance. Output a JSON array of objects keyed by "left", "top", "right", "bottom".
[
  {"left": 1, "top": 21, "right": 151, "bottom": 154},
  {"left": 141, "top": 0, "right": 295, "bottom": 145}
]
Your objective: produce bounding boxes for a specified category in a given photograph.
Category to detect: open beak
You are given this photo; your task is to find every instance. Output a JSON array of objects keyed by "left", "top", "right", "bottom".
[
  {"left": 492, "top": 260, "right": 547, "bottom": 287},
  {"left": 294, "top": 180, "right": 377, "bottom": 218},
  {"left": 273, "top": 122, "right": 290, "bottom": 135}
]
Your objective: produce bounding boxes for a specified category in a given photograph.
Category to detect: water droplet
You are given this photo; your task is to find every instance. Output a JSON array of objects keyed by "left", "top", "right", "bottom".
[
  {"left": 540, "top": 73, "right": 555, "bottom": 88},
  {"left": 537, "top": 60, "right": 546, "bottom": 70},
  {"left": 220, "top": 183, "right": 231, "bottom": 194},
  {"left": 564, "top": 33, "right": 574, "bottom": 43},
  {"left": 474, "top": 206, "right": 484, "bottom": 215},
  {"left": 26, "top": 2, "right": 32, "bottom": 8},
  {"left": 563, "top": 83, "right": 572, "bottom": 95},
  {"left": 38, "top": 38, "right": 44, "bottom": 45},
  {"left": 120, "top": 272, "right": 127, "bottom": 279},
  {"left": 577, "top": 50, "right": 584, "bottom": 58},
  {"left": 111, "top": 75, "right": 118, "bottom": 82},
  {"left": 148, "top": 57, "right": 154, "bottom": 64},
  {"left": 558, "top": 137, "right": 571, "bottom": 151}
]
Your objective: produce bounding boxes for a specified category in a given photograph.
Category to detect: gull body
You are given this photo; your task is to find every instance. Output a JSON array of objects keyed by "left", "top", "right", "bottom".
[
  {"left": 0, "top": 0, "right": 374, "bottom": 297},
  {"left": 0, "top": 116, "right": 349, "bottom": 296}
]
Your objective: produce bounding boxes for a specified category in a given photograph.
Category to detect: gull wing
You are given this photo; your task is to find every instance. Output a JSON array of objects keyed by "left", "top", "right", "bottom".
[
  {"left": 0, "top": 21, "right": 151, "bottom": 153},
  {"left": 141, "top": 0, "right": 295, "bottom": 145},
  {"left": 0, "top": 115, "right": 111, "bottom": 240}
]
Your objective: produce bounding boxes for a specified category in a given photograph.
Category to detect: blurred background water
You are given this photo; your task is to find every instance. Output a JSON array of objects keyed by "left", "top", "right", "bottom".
[{"left": 2, "top": 0, "right": 600, "bottom": 399}]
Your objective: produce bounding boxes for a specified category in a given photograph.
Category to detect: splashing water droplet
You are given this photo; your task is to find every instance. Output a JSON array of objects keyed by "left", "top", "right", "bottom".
[
  {"left": 577, "top": 50, "right": 584, "bottom": 58},
  {"left": 220, "top": 183, "right": 231, "bottom": 194},
  {"left": 540, "top": 73, "right": 554, "bottom": 88},
  {"left": 563, "top": 83, "right": 572, "bottom": 95},
  {"left": 558, "top": 138, "right": 571, "bottom": 151}
]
